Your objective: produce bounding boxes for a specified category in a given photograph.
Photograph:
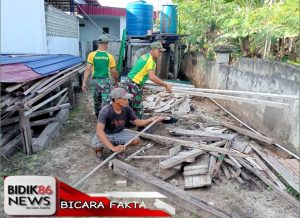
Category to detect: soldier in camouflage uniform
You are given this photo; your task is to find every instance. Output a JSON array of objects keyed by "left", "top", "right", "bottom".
[
  {"left": 82, "top": 35, "right": 118, "bottom": 118},
  {"left": 123, "top": 41, "right": 172, "bottom": 119}
]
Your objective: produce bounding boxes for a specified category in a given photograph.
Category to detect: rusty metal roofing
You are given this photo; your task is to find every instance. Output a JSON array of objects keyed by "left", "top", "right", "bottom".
[{"left": 0, "top": 54, "right": 83, "bottom": 83}]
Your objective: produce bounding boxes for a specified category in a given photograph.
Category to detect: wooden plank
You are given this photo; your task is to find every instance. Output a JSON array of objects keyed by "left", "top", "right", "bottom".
[
  {"left": 227, "top": 166, "right": 244, "bottom": 184},
  {"left": 237, "top": 158, "right": 299, "bottom": 208},
  {"left": 28, "top": 103, "right": 71, "bottom": 118},
  {"left": 25, "top": 88, "right": 68, "bottom": 116},
  {"left": 220, "top": 121, "right": 275, "bottom": 144},
  {"left": 184, "top": 174, "right": 212, "bottom": 189},
  {"left": 0, "top": 135, "right": 22, "bottom": 158},
  {"left": 31, "top": 109, "right": 69, "bottom": 153},
  {"left": 252, "top": 153, "right": 286, "bottom": 190},
  {"left": 130, "top": 155, "right": 169, "bottom": 159},
  {"left": 159, "top": 149, "right": 204, "bottom": 169},
  {"left": 221, "top": 165, "right": 231, "bottom": 179},
  {"left": 183, "top": 154, "right": 210, "bottom": 176},
  {"left": 68, "top": 81, "right": 75, "bottom": 107},
  {"left": 23, "top": 77, "right": 49, "bottom": 95},
  {"left": 18, "top": 109, "right": 32, "bottom": 154},
  {"left": 169, "top": 145, "right": 181, "bottom": 156},
  {"left": 251, "top": 144, "right": 299, "bottom": 193},
  {"left": 30, "top": 117, "right": 59, "bottom": 127},
  {"left": 112, "top": 159, "right": 234, "bottom": 218},
  {"left": 211, "top": 141, "right": 231, "bottom": 177},
  {"left": 0, "top": 130, "right": 20, "bottom": 147},
  {"left": 208, "top": 155, "right": 217, "bottom": 177},
  {"left": 5, "top": 82, "right": 27, "bottom": 93},
  {"left": 170, "top": 128, "right": 236, "bottom": 140},
  {"left": 158, "top": 168, "right": 179, "bottom": 180}
]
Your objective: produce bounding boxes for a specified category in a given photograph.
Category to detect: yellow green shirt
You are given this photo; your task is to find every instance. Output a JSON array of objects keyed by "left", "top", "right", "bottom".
[
  {"left": 87, "top": 50, "right": 116, "bottom": 78},
  {"left": 127, "top": 53, "right": 156, "bottom": 85}
]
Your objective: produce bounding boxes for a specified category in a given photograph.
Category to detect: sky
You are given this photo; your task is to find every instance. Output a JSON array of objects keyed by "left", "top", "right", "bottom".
[{"left": 97, "top": 0, "right": 174, "bottom": 11}]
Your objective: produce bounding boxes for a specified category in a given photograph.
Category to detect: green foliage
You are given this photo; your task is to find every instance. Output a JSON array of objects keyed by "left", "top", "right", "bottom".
[{"left": 177, "top": 0, "right": 300, "bottom": 63}]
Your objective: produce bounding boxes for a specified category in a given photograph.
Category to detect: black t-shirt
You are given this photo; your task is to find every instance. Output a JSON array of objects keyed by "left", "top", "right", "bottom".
[{"left": 97, "top": 105, "right": 137, "bottom": 134}]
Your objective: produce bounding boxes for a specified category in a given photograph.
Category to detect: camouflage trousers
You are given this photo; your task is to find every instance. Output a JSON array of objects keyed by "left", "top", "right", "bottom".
[
  {"left": 91, "top": 78, "right": 112, "bottom": 116},
  {"left": 122, "top": 77, "right": 144, "bottom": 119}
]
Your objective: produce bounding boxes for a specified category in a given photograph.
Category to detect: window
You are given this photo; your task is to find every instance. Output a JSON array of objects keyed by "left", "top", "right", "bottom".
[
  {"left": 79, "top": 23, "right": 85, "bottom": 27},
  {"left": 103, "top": 27, "right": 109, "bottom": 34}
]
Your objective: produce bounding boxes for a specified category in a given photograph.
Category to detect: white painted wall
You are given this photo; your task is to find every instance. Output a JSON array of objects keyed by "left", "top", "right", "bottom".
[
  {"left": 47, "top": 37, "right": 79, "bottom": 56},
  {"left": 79, "top": 16, "right": 120, "bottom": 41},
  {"left": 1, "top": 0, "right": 48, "bottom": 54}
]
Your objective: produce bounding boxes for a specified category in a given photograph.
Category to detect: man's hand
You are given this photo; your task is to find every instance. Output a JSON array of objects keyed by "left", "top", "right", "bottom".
[
  {"left": 81, "top": 83, "right": 86, "bottom": 93},
  {"left": 165, "top": 83, "right": 172, "bottom": 93},
  {"left": 112, "top": 145, "right": 126, "bottom": 153},
  {"left": 150, "top": 116, "right": 167, "bottom": 122}
]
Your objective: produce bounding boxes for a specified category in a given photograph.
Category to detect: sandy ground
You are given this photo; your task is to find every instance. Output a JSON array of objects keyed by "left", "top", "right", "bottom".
[{"left": 0, "top": 90, "right": 298, "bottom": 218}]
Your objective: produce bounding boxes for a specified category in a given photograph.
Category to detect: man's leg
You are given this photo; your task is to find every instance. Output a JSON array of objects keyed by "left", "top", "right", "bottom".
[
  {"left": 100, "top": 78, "right": 112, "bottom": 108},
  {"left": 91, "top": 134, "right": 105, "bottom": 163},
  {"left": 124, "top": 79, "right": 144, "bottom": 119},
  {"left": 91, "top": 80, "right": 102, "bottom": 118}
]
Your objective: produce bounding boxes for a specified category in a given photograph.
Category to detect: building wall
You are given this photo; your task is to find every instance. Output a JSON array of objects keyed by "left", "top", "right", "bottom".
[
  {"left": 182, "top": 53, "right": 300, "bottom": 153},
  {"left": 45, "top": 5, "right": 79, "bottom": 56},
  {"left": 79, "top": 16, "right": 120, "bottom": 41},
  {"left": 1, "top": 0, "right": 48, "bottom": 54},
  {"left": 120, "top": 17, "right": 126, "bottom": 39}
]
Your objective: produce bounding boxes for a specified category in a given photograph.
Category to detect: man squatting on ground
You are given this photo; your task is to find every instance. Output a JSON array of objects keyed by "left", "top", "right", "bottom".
[
  {"left": 82, "top": 34, "right": 118, "bottom": 118},
  {"left": 123, "top": 41, "right": 172, "bottom": 119},
  {"left": 92, "top": 87, "right": 164, "bottom": 163}
]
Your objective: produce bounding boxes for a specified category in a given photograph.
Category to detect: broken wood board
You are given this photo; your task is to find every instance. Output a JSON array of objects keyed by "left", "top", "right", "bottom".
[
  {"left": 160, "top": 149, "right": 204, "bottom": 169},
  {"left": 31, "top": 109, "right": 69, "bottom": 153},
  {"left": 158, "top": 168, "right": 179, "bottom": 180},
  {"left": 169, "top": 128, "right": 236, "bottom": 140},
  {"left": 220, "top": 121, "right": 275, "bottom": 144},
  {"left": 184, "top": 174, "right": 212, "bottom": 189},
  {"left": 112, "top": 159, "right": 234, "bottom": 217},
  {"left": 231, "top": 140, "right": 252, "bottom": 154},
  {"left": 183, "top": 154, "right": 210, "bottom": 176}
]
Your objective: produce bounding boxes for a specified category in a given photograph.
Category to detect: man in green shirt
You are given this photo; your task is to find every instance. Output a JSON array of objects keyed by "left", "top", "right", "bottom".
[
  {"left": 123, "top": 41, "right": 172, "bottom": 118},
  {"left": 82, "top": 34, "right": 119, "bottom": 118}
]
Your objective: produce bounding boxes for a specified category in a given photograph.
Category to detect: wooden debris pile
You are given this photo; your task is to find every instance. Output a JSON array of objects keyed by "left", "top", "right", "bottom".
[
  {"left": 143, "top": 92, "right": 192, "bottom": 114},
  {"left": 0, "top": 64, "right": 84, "bottom": 158},
  {"left": 126, "top": 121, "right": 299, "bottom": 209}
]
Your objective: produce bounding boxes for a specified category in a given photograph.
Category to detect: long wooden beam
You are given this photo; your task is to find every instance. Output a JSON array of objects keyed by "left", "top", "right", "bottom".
[
  {"left": 111, "top": 159, "right": 234, "bottom": 218},
  {"left": 147, "top": 86, "right": 290, "bottom": 109}
]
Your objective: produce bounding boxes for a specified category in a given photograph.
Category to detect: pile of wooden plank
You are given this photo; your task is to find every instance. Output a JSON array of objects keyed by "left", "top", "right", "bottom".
[
  {"left": 0, "top": 64, "right": 84, "bottom": 158},
  {"left": 126, "top": 120, "right": 299, "bottom": 208},
  {"left": 143, "top": 92, "right": 192, "bottom": 114}
]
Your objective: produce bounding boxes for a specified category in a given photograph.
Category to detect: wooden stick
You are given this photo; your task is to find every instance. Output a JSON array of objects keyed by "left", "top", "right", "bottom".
[
  {"left": 220, "top": 121, "right": 275, "bottom": 144},
  {"left": 125, "top": 143, "right": 153, "bottom": 161}
]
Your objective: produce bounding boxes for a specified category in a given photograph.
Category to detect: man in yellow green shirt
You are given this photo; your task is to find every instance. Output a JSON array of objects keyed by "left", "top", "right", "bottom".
[
  {"left": 82, "top": 34, "right": 118, "bottom": 118},
  {"left": 123, "top": 41, "right": 172, "bottom": 118}
]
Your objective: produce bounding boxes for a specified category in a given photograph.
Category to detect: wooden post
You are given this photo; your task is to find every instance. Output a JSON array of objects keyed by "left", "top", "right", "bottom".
[
  {"left": 18, "top": 109, "right": 32, "bottom": 154},
  {"left": 68, "top": 80, "right": 75, "bottom": 107},
  {"left": 173, "top": 41, "right": 179, "bottom": 79}
]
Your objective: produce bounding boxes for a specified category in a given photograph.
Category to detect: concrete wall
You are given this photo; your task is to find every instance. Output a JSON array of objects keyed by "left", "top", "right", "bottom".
[
  {"left": 1, "top": 0, "right": 48, "bottom": 54},
  {"left": 182, "top": 52, "right": 299, "bottom": 153}
]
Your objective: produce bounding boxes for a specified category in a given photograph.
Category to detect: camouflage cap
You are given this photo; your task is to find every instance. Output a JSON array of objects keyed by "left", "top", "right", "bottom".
[
  {"left": 98, "top": 34, "right": 109, "bottom": 43},
  {"left": 150, "top": 41, "right": 166, "bottom": 51},
  {"left": 111, "top": 87, "right": 133, "bottom": 100}
]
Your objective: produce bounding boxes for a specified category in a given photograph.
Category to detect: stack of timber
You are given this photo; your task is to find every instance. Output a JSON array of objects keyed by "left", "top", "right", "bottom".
[
  {"left": 0, "top": 64, "right": 84, "bottom": 158},
  {"left": 143, "top": 92, "right": 192, "bottom": 114},
  {"left": 127, "top": 121, "right": 299, "bottom": 209}
]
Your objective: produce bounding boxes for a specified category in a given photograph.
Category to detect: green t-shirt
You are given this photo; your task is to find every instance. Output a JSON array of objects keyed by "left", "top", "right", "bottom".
[{"left": 87, "top": 50, "right": 116, "bottom": 78}]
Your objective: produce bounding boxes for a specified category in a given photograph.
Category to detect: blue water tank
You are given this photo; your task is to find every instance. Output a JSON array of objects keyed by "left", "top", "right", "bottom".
[
  {"left": 126, "top": 0, "right": 153, "bottom": 36},
  {"left": 160, "top": 4, "right": 177, "bottom": 34}
]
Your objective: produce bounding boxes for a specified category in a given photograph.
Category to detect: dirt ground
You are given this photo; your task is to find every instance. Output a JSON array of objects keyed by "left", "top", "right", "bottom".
[{"left": 0, "top": 89, "right": 298, "bottom": 218}]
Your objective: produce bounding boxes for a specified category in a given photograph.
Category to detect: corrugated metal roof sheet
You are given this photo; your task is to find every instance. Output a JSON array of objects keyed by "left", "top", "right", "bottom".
[
  {"left": 77, "top": 5, "right": 126, "bottom": 16},
  {"left": 0, "top": 54, "right": 83, "bottom": 83},
  {"left": 0, "top": 64, "right": 41, "bottom": 83}
]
